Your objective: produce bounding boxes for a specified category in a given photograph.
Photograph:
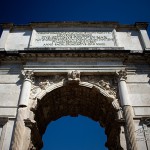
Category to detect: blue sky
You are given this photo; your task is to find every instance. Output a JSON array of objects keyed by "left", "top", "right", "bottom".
[
  {"left": 0, "top": 0, "right": 150, "bottom": 35},
  {"left": 42, "top": 116, "right": 107, "bottom": 150},
  {"left": 0, "top": 0, "right": 150, "bottom": 149}
]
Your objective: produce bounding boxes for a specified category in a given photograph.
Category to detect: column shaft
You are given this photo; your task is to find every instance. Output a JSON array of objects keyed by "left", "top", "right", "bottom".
[
  {"left": 11, "top": 71, "right": 33, "bottom": 150},
  {"left": 19, "top": 79, "right": 32, "bottom": 107},
  {"left": 118, "top": 70, "right": 138, "bottom": 150}
]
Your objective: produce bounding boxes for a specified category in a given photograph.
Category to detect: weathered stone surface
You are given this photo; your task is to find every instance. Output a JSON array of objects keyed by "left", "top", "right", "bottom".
[
  {"left": 128, "top": 84, "right": 150, "bottom": 106},
  {"left": 0, "top": 84, "right": 21, "bottom": 106},
  {"left": 0, "top": 22, "right": 150, "bottom": 150},
  {"left": 5, "top": 30, "right": 32, "bottom": 50},
  {"left": 0, "top": 120, "right": 15, "bottom": 150},
  {"left": 0, "top": 108, "right": 17, "bottom": 117},
  {"left": 126, "top": 75, "right": 150, "bottom": 83},
  {"left": 0, "top": 75, "right": 20, "bottom": 83},
  {"left": 133, "top": 107, "right": 150, "bottom": 116}
]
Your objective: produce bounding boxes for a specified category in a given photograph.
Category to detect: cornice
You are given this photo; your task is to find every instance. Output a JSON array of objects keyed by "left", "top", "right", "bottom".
[
  {"left": 0, "top": 50, "right": 149, "bottom": 62},
  {"left": 0, "top": 22, "right": 149, "bottom": 30}
]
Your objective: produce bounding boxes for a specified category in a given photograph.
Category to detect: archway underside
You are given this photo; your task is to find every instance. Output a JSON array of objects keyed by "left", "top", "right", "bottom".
[{"left": 33, "top": 84, "right": 123, "bottom": 150}]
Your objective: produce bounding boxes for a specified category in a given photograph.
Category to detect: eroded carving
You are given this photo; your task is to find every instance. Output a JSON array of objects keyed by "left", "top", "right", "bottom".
[
  {"left": 22, "top": 70, "right": 34, "bottom": 80},
  {"left": 68, "top": 70, "right": 80, "bottom": 80},
  {"left": 112, "top": 99, "right": 123, "bottom": 120},
  {"left": 98, "top": 79, "right": 116, "bottom": 98},
  {"left": 67, "top": 70, "right": 80, "bottom": 83},
  {"left": 25, "top": 73, "right": 124, "bottom": 150},
  {"left": 30, "top": 86, "right": 41, "bottom": 99},
  {"left": 24, "top": 118, "right": 43, "bottom": 149},
  {"left": 39, "top": 80, "right": 51, "bottom": 90},
  {"left": 116, "top": 70, "right": 127, "bottom": 80}
]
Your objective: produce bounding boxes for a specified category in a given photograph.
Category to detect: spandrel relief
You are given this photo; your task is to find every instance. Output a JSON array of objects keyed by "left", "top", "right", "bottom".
[
  {"left": 81, "top": 75, "right": 117, "bottom": 98},
  {"left": 30, "top": 75, "right": 118, "bottom": 100},
  {"left": 30, "top": 75, "right": 66, "bottom": 99}
]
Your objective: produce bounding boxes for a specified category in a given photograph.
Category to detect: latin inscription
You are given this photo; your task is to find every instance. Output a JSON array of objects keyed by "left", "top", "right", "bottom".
[{"left": 33, "top": 31, "right": 115, "bottom": 47}]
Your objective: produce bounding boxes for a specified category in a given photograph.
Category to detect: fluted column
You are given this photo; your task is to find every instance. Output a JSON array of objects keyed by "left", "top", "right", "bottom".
[
  {"left": 11, "top": 70, "right": 34, "bottom": 150},
  {"left": 117, "top": 70, "right": 138, "bottom": 150}
]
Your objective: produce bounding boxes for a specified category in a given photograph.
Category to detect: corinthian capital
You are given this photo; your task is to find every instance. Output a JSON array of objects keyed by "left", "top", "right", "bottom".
[
  {"left": 22, "top": 70, "right": 34, "bottom": 80},
  {"left": 116, "top": 70, "right": 127, "bottom": 81}
]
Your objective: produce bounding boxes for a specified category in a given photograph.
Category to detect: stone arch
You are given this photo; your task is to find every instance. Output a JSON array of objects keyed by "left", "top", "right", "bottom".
[{"left": 28, "top": 77, "right": 123, "bottom": 150}]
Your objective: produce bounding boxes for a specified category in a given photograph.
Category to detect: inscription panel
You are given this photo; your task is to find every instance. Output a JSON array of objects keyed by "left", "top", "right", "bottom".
[{"left": 31, "top": 31, "right": 115, "bottom": 47}]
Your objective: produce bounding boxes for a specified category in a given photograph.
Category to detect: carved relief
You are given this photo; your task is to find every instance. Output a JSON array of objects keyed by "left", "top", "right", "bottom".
[
  {"left": 116, "top": 70, "right": 127, "bottom": 80},
  {"left": 81, "top": 75, "right": 117, "bottom": 99},
  {"left": 29, "top": 74, "right": 118, "bottom": 104},
  {"left": 39, "top": 80, "right": 51, "bottom": 90},
  {"left": 112, "top": 99, "right": 123, "bottom": 120},
  {"left": 98, "top": 79, "right": 116, "bottom": 97},
  {"left": 22, "top": 70, "right": 34, "bottom": 80},
  {"left": 68, "top": 70, "right": 80, "bottom": 83},
  {"left": 30, "top": 86, "right": 41, "bottom": 99},
  {"left": 26, "top": 73, "right": 123, "bottom": 150}
]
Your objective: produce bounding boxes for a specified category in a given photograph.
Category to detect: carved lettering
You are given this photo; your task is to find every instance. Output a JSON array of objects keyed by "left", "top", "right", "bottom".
[{"left": 33, "top": 32, "right": 115, "bottom": 47}]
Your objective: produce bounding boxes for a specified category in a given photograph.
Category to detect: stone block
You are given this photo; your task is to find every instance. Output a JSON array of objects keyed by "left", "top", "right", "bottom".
[
  {"left": 5, "top": 30, "right": 31, "bottom": 50},
  {"left": 127, "top": 74, "right": 149, "bottom": 83},
  {"left": 134, "top": 107, "right": 150, "bottom": 116},
  {"left": 116, "top": 31, "right": 143, "bottom": 50},
  {"left": 128, "top": 84, "right": 150, "bottom": 106},
  {"left": 129, "top": 94, "right": 150, "bottom": 106},
  {"left": 0, "top": 84, "right": 21, "bottom": 106},
  {"left": 0, "top": 75, "right": 20, "bottom": 84},
  {"left": 0, "top": 108, "right": 17, "bottom": 117}
]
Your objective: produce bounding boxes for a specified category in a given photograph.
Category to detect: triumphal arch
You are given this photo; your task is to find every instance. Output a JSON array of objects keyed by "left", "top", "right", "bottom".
[{"left": 0, "top": 22, "right": 150, "bottom": 150}]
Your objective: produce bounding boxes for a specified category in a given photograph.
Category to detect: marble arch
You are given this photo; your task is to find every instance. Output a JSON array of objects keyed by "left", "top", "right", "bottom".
[
  {"left": 25, "top": 71, "right": 123, "bottom": 150},
  {"left": 0, "top": 22, "right": 150, "bottom": 150}
]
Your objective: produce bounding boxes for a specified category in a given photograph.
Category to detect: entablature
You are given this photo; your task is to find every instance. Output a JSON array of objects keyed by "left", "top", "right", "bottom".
[{"left": 0, "top": 22, "right": 150, "bottom": 52}]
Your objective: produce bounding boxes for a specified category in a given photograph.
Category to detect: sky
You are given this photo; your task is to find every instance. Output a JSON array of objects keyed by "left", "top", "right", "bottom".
[
  {"left": 0, "top": 0, "right": 150, "bottom": 149},
  {"left": 42, "top": 116, "right": 107, "bottom": 150}
]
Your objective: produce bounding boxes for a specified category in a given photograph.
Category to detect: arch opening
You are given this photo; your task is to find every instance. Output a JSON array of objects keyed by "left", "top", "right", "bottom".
[
  {"left": 42, "top": 115, "right": 107, "bottom": 150},
  {"left": 32, "top": 83, "right": 122, "bottom": 150}
]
